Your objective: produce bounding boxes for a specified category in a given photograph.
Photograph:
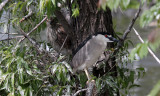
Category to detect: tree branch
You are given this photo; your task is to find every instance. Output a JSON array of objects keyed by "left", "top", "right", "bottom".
[
  {"left": 106, "top": 3, "right": 142, "bottom": 74},
  {"left": 133, "top": 28, "right": 160, "bottom": 64},
  {"left": 20, "top": 10, "right": 33, "bottom": 22},
  {"left": 113, "top": 3, "right": 142, "bottom": 54},
  {"left": 0, "top": 0, "right": 9, "bottom": 12},
  {"left": 0, "top": 36, "right": 23, "bottom": 41},
  {"left": 85, "top": 80, "right": 96, "bottom": 96},
  {"left": 122, "top": 3, "right": 142, "bottom": 40},
  {"left": 17, "top": 16, "right": 47, "bottom": 44},
  {"left": 73, "top": 88, "right": 88, "bottom": 96}
]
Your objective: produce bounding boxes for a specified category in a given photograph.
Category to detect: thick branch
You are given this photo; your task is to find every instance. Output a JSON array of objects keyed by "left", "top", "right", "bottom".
[
  {"left": 0, "top": 0, "right": 9, "bottom": 11},
  {"left": 85, "top": 81, "right": 96, "bottom": 96}
]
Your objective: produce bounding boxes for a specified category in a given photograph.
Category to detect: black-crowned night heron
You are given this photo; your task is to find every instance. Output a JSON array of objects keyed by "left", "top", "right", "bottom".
[{"left": 71, "top": 32, "right": 118, "bottom": 80}]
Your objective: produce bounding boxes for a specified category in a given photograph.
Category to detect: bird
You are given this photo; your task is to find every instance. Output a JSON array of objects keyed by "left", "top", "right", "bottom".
[
  {"left": 71, "top": 32, "right": 118, "bottom": 81},
  {"left": 46, "top": 18, "right": 72, "bottom": 55}
]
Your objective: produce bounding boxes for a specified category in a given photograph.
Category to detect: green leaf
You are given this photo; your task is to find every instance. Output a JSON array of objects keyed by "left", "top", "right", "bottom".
[
  {"left": 57, "top": 87, "right": 65, "bottom": 96},
  {"left": 129, "top": 84, "right": 140, "bottom": 89},
  {"left": 107, "top": 0, "right": 120, "bottom": 10},
  {"left": 11, "top": 73, "right": 15, "bottom": 94},
  {"left": 122, "top": 0, "right": 130, "bottom": 8},
  {"left": 129, "top": 71, "right": 135, "bottom": 84},
  {"left": 51, "top": 0, "right": 56, "bottom": 6},
  {"left": 72, "top": 8, "right": 79, "bottom": 17},
  {"left": 126, "top": 0, "right": 140, "bottom": 9},
  {"left": 140, "top": 11, "right": 154, "bottom": 27},
  {"left": 129, "top": 47, "right": 138, "bottom": 61},
  {"left": 27, "top": 69, "right": 33, "bottom": 76},
  {"left": 62, "top": 61, "right": 73, "bottom": 73},
  {"left": 138, "top": 43, "right": 148, "bottom": 59},
  {"left": 51, "top": 64, "right": 58, "bottom": 75}
]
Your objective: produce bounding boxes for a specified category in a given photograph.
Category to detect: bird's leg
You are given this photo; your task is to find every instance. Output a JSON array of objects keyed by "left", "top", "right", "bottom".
[{"left": 84, "top": 68, "right": 91, "bottom": 80}]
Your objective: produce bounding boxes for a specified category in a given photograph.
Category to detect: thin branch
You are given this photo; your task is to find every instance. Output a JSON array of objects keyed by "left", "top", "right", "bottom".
[
  {"left": 122, "top": 3, "right": 142, "bottom": 40},
  {"left": 56, "top": 35, "right": 69, "bottom": 58},
  {"left": 16, "top": 26, "right": 49, "bottom": 65},
  {"left": 59, "top": 35, "right": 68, "bottom": 52},
  {"left": 113, "top": 3, "right": 142, "bottom": 55},
  {"left": 133, "top": 28, "right": 160, "bottom": 64},
  {"left": 17, "top": 16, "right": 47, "bottom": 44},
  {"left": 20, "top": 10, "right": 33, "bottom": 22},
  {"left": 0, "top": 36, "right": 23, "bottom": 41},
  {"left": 7, "top": 9, "right": 11, "bottom": 45},
  {"left": 73, "top": 89, "right": 88, "bottom": 96},
  {"left": 0, "top": 0, "right": 9, "bottom": 12}
]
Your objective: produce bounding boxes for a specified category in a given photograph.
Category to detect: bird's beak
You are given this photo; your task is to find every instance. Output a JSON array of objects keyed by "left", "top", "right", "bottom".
[
  {"left": 112, "top": 37, "right": 119, "bottom": 42},
  {"left": 108, "top": 37, "right": 119, "bottom": 42}
]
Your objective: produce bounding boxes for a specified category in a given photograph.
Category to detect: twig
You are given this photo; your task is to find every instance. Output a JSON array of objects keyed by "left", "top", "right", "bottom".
[
  {"left": 73, "top": 88, "right": 87, "bottom": 96},
  {"left": 18, "top": 27, "right": 39, "bottom": 49},
  {"left": 0, "top": 0, "right": 9, "bottom": 12},
  {"left": 133, "top": 28, "right": 160, "bottom": 64},
  {"left": 7, "top": 9, "right": 11, "bottom": 45},
  {"left": 59, "top": 35, "right": 68, "bottom": 52},
  {"left": 20, "top": 10, "right": 33, "bottom": 22},
  {"left": 113, "top": 3, "right": 142, "bottom": 55},
  {"left": 122, "top": 3, "right": 142, "bottom": 40},
  {"left": 0, "top": 36, "right": 23, "bottom": 41},
  {"left": 17, "top": 16, "right": 47, "bottom": 44}
]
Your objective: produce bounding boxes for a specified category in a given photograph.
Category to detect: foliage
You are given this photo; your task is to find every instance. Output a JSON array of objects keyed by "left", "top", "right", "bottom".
[
  {"left": 140, "top": 2, "right": 160, "bottom": 27},
  {"left": 0, "top": 45, "right": 43, "bottom": 95},
  {"left": 129, "top": 41, "right": 148, "bottom": 61},
  {"left": 0, "top": 44, "right": 76, "bottom": 96},
  {"left": 0, "top": 43, "right": 145, "bottom": 96}
]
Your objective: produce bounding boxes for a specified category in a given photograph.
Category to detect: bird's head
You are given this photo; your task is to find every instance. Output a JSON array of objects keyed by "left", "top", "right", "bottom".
[
  {"left": 95, "top": 32, "right": 119, "bottom": 43},
  {"left": 104, "top": 34, "right": 119, "bottom": 42}
]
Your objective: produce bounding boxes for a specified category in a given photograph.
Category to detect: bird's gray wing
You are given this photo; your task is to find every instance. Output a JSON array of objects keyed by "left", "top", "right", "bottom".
[{"left": 71, "top": 38, "right": 105, "bottom": 71}]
